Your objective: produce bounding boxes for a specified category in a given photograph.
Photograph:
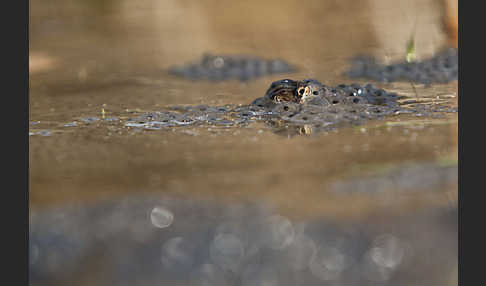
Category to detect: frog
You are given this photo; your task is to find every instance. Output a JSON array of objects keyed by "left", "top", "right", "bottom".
[{"left": 252, "top": 78, "right": 401, "bottom": 108}]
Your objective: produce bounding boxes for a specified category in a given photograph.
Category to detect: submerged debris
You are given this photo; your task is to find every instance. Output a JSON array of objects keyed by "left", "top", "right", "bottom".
[
  {"left": 168, "top": 53, "right": 296, "bottom": 82},
  {"left": 345, "top": 48, "right": 458, "bottom": 84}
]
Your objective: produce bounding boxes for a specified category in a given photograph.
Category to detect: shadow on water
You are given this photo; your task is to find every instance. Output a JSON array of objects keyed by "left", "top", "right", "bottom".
[{"left": 29, "top": 0, "right": 458, "bottom": 285}]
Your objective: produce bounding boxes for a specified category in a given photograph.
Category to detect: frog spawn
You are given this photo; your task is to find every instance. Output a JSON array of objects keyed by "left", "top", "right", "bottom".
[
  {"left": 168, "top": 54, "right": 297, "bottom": 82},
  {"left": 125, "top": 79, "right": 454, "bottom": 136},
  {"left": 345, "top": 48, "right": 458, "bottom": 84}
]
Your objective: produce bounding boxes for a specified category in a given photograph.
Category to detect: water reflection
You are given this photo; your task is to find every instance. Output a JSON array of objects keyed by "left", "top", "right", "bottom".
[{"left": 30, "top": 194, "right": 457, "bottom": 286}]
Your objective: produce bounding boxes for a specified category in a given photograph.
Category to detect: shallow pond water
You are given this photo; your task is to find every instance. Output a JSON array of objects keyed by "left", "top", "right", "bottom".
[{"left": 29, "top": 0, "right": 458, "bottom": 285}]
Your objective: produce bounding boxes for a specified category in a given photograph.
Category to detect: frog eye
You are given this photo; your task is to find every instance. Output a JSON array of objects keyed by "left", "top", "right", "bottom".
[
  {"left": 312, "top": 91, "right": 319, "bottom": 95},
  {"left": 298, "top": 88, "right": 305, "bottom": 95},
  {"left": 304, "top": 86, "right": 312, "bottom": 95}
]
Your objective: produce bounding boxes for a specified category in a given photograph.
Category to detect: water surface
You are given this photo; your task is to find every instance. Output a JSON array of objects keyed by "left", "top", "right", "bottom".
[{"left": 29, "top": 0, "right": 458, "bottom": 285}]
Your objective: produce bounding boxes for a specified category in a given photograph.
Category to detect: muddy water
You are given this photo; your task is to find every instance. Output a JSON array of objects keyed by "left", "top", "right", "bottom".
[{"left": 29, "top": 0, "right": 458, "bottom": 285}]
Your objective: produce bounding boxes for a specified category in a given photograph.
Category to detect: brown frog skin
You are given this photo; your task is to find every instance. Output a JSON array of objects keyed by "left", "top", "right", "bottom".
[
  {"left": 264, "top": 79, "right": 300, "bottom": 103},
  {"left": 252, "top": 78, "right": 331, "bottom": 106}
]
